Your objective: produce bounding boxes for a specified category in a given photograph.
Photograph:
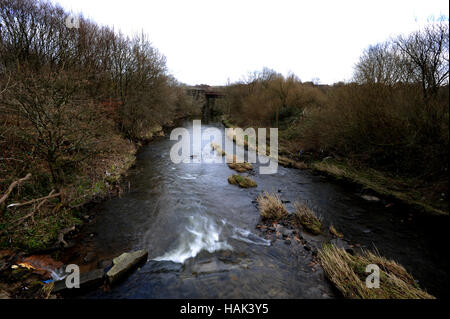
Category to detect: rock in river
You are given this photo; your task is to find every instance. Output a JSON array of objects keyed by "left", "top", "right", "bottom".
[
  {"left": 361, "top": 195, "right": 380, "bottom": 202},
  {"left": 53, "top": 268, "right": 105, "bottom": 294},
  {"left": 107, "top": 249, "right": 148, "bottom": 284}
]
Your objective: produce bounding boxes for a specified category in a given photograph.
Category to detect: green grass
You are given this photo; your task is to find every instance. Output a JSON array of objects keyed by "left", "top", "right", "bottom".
[{"left": 0, "top": 207, "right": 82, "bottom": 251}]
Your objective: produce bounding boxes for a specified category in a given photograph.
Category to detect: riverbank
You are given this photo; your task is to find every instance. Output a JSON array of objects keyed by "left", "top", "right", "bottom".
[
  {"left": 2, "top": 118, "right": 446, "bottom": 299},
  {"left": 0, "top": 119, "right": 184, "bottom": 299},
  {"left": 221, "top": 116, "right": 448, "bottom": 216}
]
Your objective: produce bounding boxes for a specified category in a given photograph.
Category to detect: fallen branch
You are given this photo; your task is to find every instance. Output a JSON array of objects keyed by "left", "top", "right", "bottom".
[
  {"left": 0, "top": 173, "right": 32, "bottom": 209},
  {"left": 7, "top": 191, "right": 60, "bottom": 209},
  {"left": 14, "top": 190, "right": 55, "bottom": 224},
  {"left": 0, "top": 157, "right": 24, "bottom": 162},
  {"left": 58, "top": 225, "right": 76, "bottom": 247}
]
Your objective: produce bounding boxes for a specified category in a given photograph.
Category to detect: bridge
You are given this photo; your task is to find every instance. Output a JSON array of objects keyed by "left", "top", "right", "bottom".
[{"left": 186, "top": 85, "right": 225, "bottom": 120}]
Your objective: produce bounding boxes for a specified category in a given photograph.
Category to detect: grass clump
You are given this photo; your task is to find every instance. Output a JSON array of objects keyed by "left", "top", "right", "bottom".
[
  {"left": 293, "top": 202, "right": 322, "bottom": 235},
  {"left": 329, "top": 225, "right": 344, "bottom": 239},
  {"left": 211, "top": 142, "right": 226, "bottom": 156},
  {"left": 318, "top": 244, "right": 435, "bottom": 299},
  {"left": 257, "top": 191, "right": 288, "bottom": 220},
  {"left": 226, "top": 154, "right": 253, "bottom": 172},
  {"left": 228, "top": 175, "right": 257, "bottom": 188}
]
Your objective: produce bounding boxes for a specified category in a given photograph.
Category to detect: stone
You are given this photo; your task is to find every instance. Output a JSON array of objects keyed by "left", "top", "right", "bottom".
[
  {"left": 52, "top": 269, "right": 105, "bottom": 294},
  {"left": 146, "top": 260, "right": 182, "bottom": 273},
  {"left": 107, "top": 250, "right": 148, "bottom": 284},
  {"left": 361, "top": 195, "right": 380, "bottom": 202},
  {"left": 190, "top": 259, "right": 237, "bottom": 275}
]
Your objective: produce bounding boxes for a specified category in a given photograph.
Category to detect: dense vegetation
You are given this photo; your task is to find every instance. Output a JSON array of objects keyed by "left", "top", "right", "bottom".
[
  {"left": 218, "top": 20, "right": 449, "bottom": 214},
  {"left": 0, "top": 0, "right": 200, "bottom": 250}
]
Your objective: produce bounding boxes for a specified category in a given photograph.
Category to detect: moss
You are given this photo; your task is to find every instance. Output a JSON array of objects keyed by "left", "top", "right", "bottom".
[
  {"left": 0, "top": 208, "right": 83, "bottom": 252},
  {"left": 228, "top": 174, "right": 257, "bottom": 188},
  {"left": 227, "top": 162, "right": 253, "bottom": 172},
  {"left": 226, "top": 155, "right": 253, "bottom": 172}
]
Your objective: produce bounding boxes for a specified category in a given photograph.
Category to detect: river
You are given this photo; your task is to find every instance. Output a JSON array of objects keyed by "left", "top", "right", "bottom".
[{"left": 62, "top": 120, "right": 449, "bottom": 298}]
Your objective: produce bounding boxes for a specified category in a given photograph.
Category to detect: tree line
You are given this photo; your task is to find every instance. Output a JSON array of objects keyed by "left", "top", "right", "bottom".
[
  {"left": 218, "top": 19, "right": 448, "bottom": 180},
  {"left": 0, "top": 0, "right": 197, "bottom": 186}
]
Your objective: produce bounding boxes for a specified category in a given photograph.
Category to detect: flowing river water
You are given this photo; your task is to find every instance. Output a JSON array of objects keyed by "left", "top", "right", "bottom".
[{"left": 62, "top": 120, "right": 449, "bottom": 298}]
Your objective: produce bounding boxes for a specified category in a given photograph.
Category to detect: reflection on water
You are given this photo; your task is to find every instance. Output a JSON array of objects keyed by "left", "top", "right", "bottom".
[{"left": 68, "top": 120, "right": 448, "bottom": 298}]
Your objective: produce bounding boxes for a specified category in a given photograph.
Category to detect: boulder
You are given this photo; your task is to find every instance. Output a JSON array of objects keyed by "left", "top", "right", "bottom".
[
  {"left": 52, "top": 268, "right": 105, "bottom": 294},
  {"left": 146, "top": 260, "right": 183, "bottom": 273},
  {"left": 106, "top": 250, "right": 148, "bottom": 284}
]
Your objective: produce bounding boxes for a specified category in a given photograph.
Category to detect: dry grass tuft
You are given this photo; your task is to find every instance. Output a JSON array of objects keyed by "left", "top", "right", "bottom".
[
  {"left": 211, "top": 142, "right": 226, "bottom": 156},
  {"left": 226, "top": 154, "right": 253, "bottom": 172},
  {"left": 329, "top": 225, "right": 344, "bottom": 239},
  {"left": 227, "top": 174, "right": 257, "bottom": 188},
  {"left": 257, "top": 191, "right": 288, "bottom": 220},
  {"left": 293, "top": 202, "right": 322, "bottom": 235},
  {"left": 318, "top": 245, "right": 435, "bottom": 299}
]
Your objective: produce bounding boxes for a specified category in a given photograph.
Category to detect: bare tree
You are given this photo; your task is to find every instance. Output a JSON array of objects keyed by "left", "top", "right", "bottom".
[
  {"left": 354, "top": 42, "right": 408, "bottom": 85},
  {"left": 395, "top": 20, "right": 449, "bottom": 102}
]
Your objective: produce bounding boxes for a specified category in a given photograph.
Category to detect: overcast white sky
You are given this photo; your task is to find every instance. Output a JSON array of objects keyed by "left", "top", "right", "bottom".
[{"left": 52, "top": 0, "right": 449, "bottom": 85}]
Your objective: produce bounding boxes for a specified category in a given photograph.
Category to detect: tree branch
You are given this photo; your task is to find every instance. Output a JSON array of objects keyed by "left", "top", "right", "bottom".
[{"left": 0, "top": 173, "right": 32, "bottom": 209}]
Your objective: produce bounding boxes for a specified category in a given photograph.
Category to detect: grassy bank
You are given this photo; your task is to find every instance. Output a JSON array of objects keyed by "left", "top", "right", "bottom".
[
  {"left": 0, "top": 0, "right": 204, "bottom": 253},
  {"left": 216, "top": 22, "right": 448, "bottom": 216},
  {"left": 311, "top": 160, "right": 448, "bottom": 216},
  {"left": 222, "top": 115, "right": 448, "bottom": 216},
  {"left": 0, "top": 134, "right": 136, "bottom": 252}
]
